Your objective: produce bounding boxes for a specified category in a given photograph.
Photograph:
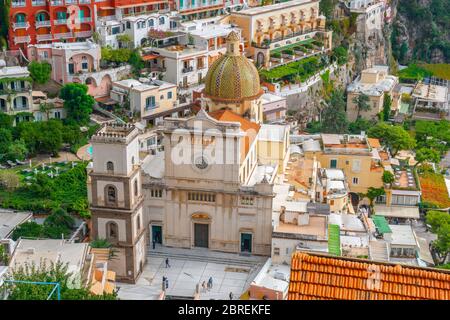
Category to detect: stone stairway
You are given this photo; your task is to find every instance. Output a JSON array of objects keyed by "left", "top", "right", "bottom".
[
  {"left": 369, "top": 240, "right": 390, "bottom": 262},
  {"left": 148, "top": 246, "right": 267, "bottom": 268}
]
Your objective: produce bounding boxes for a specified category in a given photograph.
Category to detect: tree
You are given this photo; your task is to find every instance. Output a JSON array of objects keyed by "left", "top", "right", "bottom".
[
  {"left": 368, "top": 123, "right": 416, "bottom": 156},
  {"left": 2, "top": 260, "right": 117, "bottom": 300},
  {"left": 363, "top": 187, "right": 385, "bottom": 213},
  {"left": 59, "top": 83, "right": 94, "bottom": 125},
  {"left": 44, "top": 208, "right": 75, "bottom": 231},
  {"left": 348, "top": 118, "right": 374, "bottom": 134},
  {"left": 382, "top": 94, "right": 392, "bottom": 121},
  {"left": 321, "top": 89, "right": 348, "bottom": 133},
  {"left": 352, "top": 93, "right": 371, "bottom": 119},
  {"left": 39, "top": 102, "right": 54, "bottom": 121},
  {"left": 426, "top": 211, "right": 450, "bottom": 264},
  {"left": 0, "top": 171, "right": 20, "bottom": 191},
  {"left": 382, "top": 171, "right": 395, "bottom": 184},
  {"left": 28, "top": 61, "right": 52, "bottom": 84},
  {"left": 0, "top": 112, "right": 13, "bottom": 129},
  {"left": 39, "top": 120, "right": 63, "bottom": 155},
  {"left": 6, "top": 139, "right": 28, "bottom": 161},
  {"left": 11, "top": 221, "right": 44, "bottom": 241},
  {"left": 415, "top": 147, "right": 441, "bottom": 167},
  {"left": 332, "top": 46, "right": 348, "bottom": 65},
  {"left": 0, "top": 127, "right": 12, "bottom": 155},
  {"left": 129, "top": 50, "right": 144, "bottom": 75}
]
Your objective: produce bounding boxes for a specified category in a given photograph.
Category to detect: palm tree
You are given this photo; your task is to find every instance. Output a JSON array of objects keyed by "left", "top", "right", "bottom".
[{"left": 352, "top": 93, "right": 371, "bottom": 119}]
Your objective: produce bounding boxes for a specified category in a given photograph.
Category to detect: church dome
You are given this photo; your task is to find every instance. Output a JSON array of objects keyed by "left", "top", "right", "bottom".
[{"left": 204, "top": 31, "right": 262, "bottom": 103}]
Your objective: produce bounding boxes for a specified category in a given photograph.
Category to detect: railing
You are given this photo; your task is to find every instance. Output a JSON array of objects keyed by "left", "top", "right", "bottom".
[
  {"left": 51, "top": 0, "right": 64, "bottom": 5},
  {"left": 54, "top": 19, "right": 68, "bottom": 25},
  {"left": 182, "top": 66, "right": 194, "bottom": 73},
  {"left": 54, "top": 32, "right": 73, "bottom": 40},
  {"left": 12, "top": 22, "right": 29, "bottom": 30},
  {"left": 14, "top": 36, "right": 31, "bottom": 44},
  {"left": 79, "top": 0, "right": 91, "bottom": 3},
  {"left": 145, "top": 103, "right": 160, "bottom": 111},
  {"left": 32, "top": 0, "right": 46, "bottom": 5},
  {"left": 36, "top": 34, "right": 53, "bottom": 42},
  {"left": 79, "top": 17, "right": 92, "bottom": 23},
  {"left": 36, "top": 20, "right": 51, "bottom": 28},
  {"left": 11, "top": 1, "right": 26, "bottom": 7},
  {"left": 74, "top": 30, "right": 93, "bottom": 38},
  {"left": 98, "top": 15, "right": 116, "bottom": 21},
  {"left": 65, "top": 0, "right": 77, "bottom": 4}
]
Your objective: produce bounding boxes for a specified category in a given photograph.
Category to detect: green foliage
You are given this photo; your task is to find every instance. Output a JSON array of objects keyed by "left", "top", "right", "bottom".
[
  {"left": 426, "top": 210, "right": 450, "bottom": 263},
  {"left": 28, "top": 61, "right": 52, "bottom": 84},
  {"left": 382, "top": 94, "right": 392, "bottom": 121},
  {"left": 382, "top": 171, "right": 395, "bottom": 184},
  {"left": 90, "top": 239, "right": 112, "bottom": 249},
  {"left": 331, "top": 46, "right": 348, "bottom": 65},
  {"left": 101, "top": 47, "right": 133, "bottom": 63},
  {"left": 11, "top": 221, "right": 44, "bottom": 240},
  {"left": 0, "top": 127, "right": 12, "bottom": 154},
  {"left": 368, "top": 123, "right": 416, "bottom": 156},
  {"left": 398, "top": 64, "right": 433, "bottom": 82},
  {"left": 321, "top": 89, "right": 348, "bottom": 133},
  {"left": 348, "top": 118, "right": 375, "bottom": 134},
  {"left": 2, "top": 261, "right": 117, "bottom": 300},
  {"left": 319, "top": 0, "right": 336, "bottom": 19},
  {"left": 0, "top": 162, "right": 90, "bottom": 218},
  {"left": 364, "top": 187, "right": 386, "bottom": 209},
  {"left": 415, "top": 147, "right": 441, "bottom": 166},
  {"left": 0, "top": 0, "right": 10, "bottom": 50},
  {"left": 15, "top": 120, "right": 63, "bottom": 156},
  {"left": 414, "top": 120, "right": 450, "bottom": 156},
  {"left": 260, "top": 56, "right": 322, "bottom": 83},
  {"left": 352, "top": 93, "right": 371, "bottom": 119},
  {"left": 306, "top": 121, "right": 322, "bottom": 133},
  {"left": 0, "top": 112, "right": 13, "bottom": 129},
  {"left": 59, "top": 83, "right": 94, "bottom": 125},
  {"left": 129, "top": 50, "right": 144, "bottom": 75}
]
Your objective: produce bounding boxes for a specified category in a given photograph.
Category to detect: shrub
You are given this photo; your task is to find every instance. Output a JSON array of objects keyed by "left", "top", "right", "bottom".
[
  {"left": 282, "top": 49, "right": 294, "bottom": 55},
  {"left": 28, "top": 61, "right": 52, "bottom": 84},
  {"left": 270, "top": 52, "right": 281, "bottom": 59},
  {"left": 382, "top": 171, "right": 395, "bottom": 184},
  {"left": 90, "top": 239, "right": 112, "bottom": 249}
]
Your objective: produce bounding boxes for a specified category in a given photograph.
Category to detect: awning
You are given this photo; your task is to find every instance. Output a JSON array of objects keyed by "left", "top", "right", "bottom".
[
  {"left": 142, "top": 54, "right": 159, "bottom": 61},
  {"left": 95, "top": 96, "right": 117, "bottom": 105},
  {"left": 374, "top": 205, "right": 420, "bottom": 219}
]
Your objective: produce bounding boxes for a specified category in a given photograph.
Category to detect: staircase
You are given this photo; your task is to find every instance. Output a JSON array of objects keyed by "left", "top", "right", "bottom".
[{"left": 369, "top": 240, "right": 390, "bottom": 262}]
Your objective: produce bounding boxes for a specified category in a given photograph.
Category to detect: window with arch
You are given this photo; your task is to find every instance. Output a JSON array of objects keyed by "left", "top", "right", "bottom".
[
  {"left": 106, "top": 185, "right": 117, "bottom": 205},
  {"left": 106, "top": 221, "right": 119, "bottom": 242},
  {"left": 131, "top": 156, "right": 135, "bottom": 165},
  {"left": 15, "top": 13, "right": 26, "bottom": 23},
  {"left": 134, "top": 179, "right": 138, "bottom": 197},
  {"left": 36, "top": 12, "right": 47, "bottom": 22},
  {"left": 106, "top": 161, "right": 114, "bottom": 172},
  {"left": 159, "top": 17, "right": 165, "bottom": 25},
  {"left": 148, "top": 19, "right": 154, "bottom": 27},
  {"left": 81, "top": 56, "right": 88, "bottom": 70},
  {"left": 137, "top": 214, "right": 141, "bottom": 231}
]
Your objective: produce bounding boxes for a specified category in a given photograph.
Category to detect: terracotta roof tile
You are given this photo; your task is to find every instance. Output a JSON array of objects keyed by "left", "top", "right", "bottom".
[{"left": 289, "top": 252, "right": 450, "bottom": 300}]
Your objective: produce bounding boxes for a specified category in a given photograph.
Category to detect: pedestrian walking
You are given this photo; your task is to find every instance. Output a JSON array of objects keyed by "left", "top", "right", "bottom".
[
  {"left": 165, "top": 257, "right": 170, "bottom": 268},
  {"left": 229, "top": 292, "right": 234, "bottom": 300},
  {"left": 162, "top": 276, "right": 167, "bottom": 291},
  {"left": 152, "top": 239, "right": 156, "bottom": 250},
  {"left": 208, "top": 276, "right": 213, "bottom": 289},
  {"left": 202, "top": 281, "right": 207, "bottom": 292},
  {"left": 165, "top": 278, "right": 169, "bottom": 289}
]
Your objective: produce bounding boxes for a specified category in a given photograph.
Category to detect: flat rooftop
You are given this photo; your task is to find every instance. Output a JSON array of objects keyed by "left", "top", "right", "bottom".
[
  {"left": 0, "top": 65, "right": 30, "bottom": 78},
  {"left": 412, "top": 83, "right": 448, "bottom": 103},
  {"left": 274, "top": 216, "right": 327, "bottom": 238},
  {"left": 189, "top": 24, "right": 238, "bottom": 39},
  {"left": 284, "top": 155, "right": 315, "bottom": 201},
  {"left": 389, "top": 225, "right": 417, "bottom": 247},
  {"left": 0, "top": 209, "right": 32, "bottom": 239},
  {"left": 10, "top": 239, "right": 89, "bottom": 274},
  {"left": 328, "top": 213, "right": 365, "bottom": 232}
]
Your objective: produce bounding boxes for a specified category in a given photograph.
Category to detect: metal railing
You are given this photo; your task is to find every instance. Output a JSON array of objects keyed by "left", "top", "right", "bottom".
[
  {"left": 54, "top": 32, "right": 73, "bottom": 40},
  {"left": 11, "top": 1, "right": 26, "bottom": 7},
  {"left": 74, "top": 30, "right": 93, "bottom": 38},
  {"left": 54, "top": 19, "right": 68, "bottom": 25},
  {"left": 79, "top": 17, "right": 92, "bottom": 23},
  {"left": 36, "top": 34, "right": 53, "bottom": 42},
  {"left": 12, "top": 22, "right": 29, "bottom": 30},
  {"left": 36, "top": 20, "right": 51, "bottom": 28},
  {"left": 182, "top": 66, "right": 194, "bottom": 73},
  {"left": 32, "top": 0, "right": 46, "bottom": 5},
  {"left": 14, "top": 36, "right": 31, "bottom": 44},
  {"left": 51, "top": 0, "right": 64, "bottom": 5}
]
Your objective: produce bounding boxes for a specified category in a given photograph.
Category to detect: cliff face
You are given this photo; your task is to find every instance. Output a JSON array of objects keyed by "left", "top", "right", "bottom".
[{"left": 390, "top": 0, "right": 450, "bottom": 64}]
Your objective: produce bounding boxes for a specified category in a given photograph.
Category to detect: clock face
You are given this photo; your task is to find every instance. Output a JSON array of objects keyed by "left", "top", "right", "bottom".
[{"left": 195, "top": 156, "right": 208, "bottom": 170}]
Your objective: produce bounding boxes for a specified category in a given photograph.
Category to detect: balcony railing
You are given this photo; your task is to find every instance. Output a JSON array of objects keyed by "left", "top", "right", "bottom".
[
  {"left": 32, "top": 0, "right": 46, "bottom": 5},
  {"left": 74, "top": 30, "right": 93, "bottom": 38},
  {"left": 65, "top": 0, "right": 77, "bottom": 3},
  {"left": 54, "top": 19, "right": 68, "bottom": 25},
  {"left": 51, "top": 0, "right": 64, "bottom": 5},
  {"left": 182, "top": 66, "right": 194, "bottom": 73},
  {"left": 12, "top": 22, "right": 29, "bottom": 30},
  {"left": 36, "top": 34, "right": 53, "bottom": 42},
  {"left": 145, "top": 103, "right": 160, "bottom": 111},
  {"left": 54, "top": 32, "right": 74, "bottom": 40},
  {"left": 14, "top": 36, "right": 31, "bottom": 44},
  {"left": 79, "top": 0, "right": 91, "bottom": 3},
  {"left": 11, "top": 1, "right": 26, "bottom": 7},
  {"left": 36, "top": 20, "right": 51, "bottom": 28},
  {"left": 80, "top": 17, "right": 92, "bottom": 23}
]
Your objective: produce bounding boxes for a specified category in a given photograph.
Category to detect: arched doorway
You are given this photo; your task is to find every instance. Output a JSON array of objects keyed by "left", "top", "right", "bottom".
[
  {"left": 191, "top": 213, "right": 210, "bottom": 248},
  {"left": 256, "top": 52, "right": 265, "bottom": 67},
  {"left": 349, "top": 192, "right": 360, "bottom": 208}
]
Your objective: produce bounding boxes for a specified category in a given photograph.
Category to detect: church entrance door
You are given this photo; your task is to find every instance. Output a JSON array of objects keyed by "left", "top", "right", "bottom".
[
  {"left": 152, "top": 225, "right": 162, "bottom": 244},
  {"left": 194, "top": 223, "right": 209, "bottom": 248},
  {"left": 241, "top": 233, "right": 252, "bottom": 253}
]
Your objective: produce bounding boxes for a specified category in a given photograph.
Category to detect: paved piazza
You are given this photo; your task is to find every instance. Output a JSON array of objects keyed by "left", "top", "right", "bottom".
[{"left": 116, "top": 257, "right": 258, "bottom": 300}]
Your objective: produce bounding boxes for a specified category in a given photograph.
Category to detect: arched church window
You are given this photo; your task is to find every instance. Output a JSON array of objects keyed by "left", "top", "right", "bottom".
[
  {"left": 106, "top": 221, "right": 118, "bottom": 242},
  {"left": 106, "top": 161, "right": 114, "bottom": 172},
  {"left": 134, "top": 179, "right": 138, "bottom": 197}
]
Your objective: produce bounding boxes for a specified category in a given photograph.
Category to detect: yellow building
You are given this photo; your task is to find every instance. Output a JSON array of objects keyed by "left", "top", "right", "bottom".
[
  {"left": 228, "top": 0, "right": 332, "bottom": 68},
  {"left": 347, "top": 66, "right": 400, "bottom": 122},
  {"left": 302, "top": 133, "right": 384, "bottom": 198}
]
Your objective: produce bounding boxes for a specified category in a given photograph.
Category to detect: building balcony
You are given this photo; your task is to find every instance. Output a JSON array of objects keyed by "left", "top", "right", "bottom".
[
  {"left": 54, "top": 32, "right": 74, "bottom": 40},
  {"left": 79, "top": 0, "right": 91, "bottom": 3},
  {"left": 36, "top": 34, "right": 53, "bottom": 42},
  {"left": 36, "top": 20, "right": 51, "bottom": 28},
  {"left": 54, "top": 19, "right": 68, "bottom": 25},
  {"left": 80, "top": 17, "right": 92, "bottom": 23},
  {"left": 11, "top": 1, "right": 26, "bottom": 7},
  {"left": 182, "top": 66, "right": 194, "bottom": 73},
  {"left": 144, "top": 103, "right": 160, "bottom": 111},
  {"left": 12, "top": 22, "right": 30, "bottom": 31},
  {"left": 74, "top": 30, "right": 93, "bottom": 38},
  {"left": 65, "top": 0, "right": 77, "bottom": 4},
  {"left": 14, "top": 35, "right": 31, "bottom": 45},
  {"left": 32, "top": 0, "right": 46, "bottom": 5},
  {"left": 51, "top": 0, "right": 64, "bottom": 5}
]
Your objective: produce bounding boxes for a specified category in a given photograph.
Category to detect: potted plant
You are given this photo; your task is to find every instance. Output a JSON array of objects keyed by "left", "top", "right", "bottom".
[{"left": 90, "top": 238, "right": 116, "bottom": 260}]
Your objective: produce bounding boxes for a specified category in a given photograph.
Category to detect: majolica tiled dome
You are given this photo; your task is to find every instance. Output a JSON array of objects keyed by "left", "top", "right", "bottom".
[{"left": 204, "top": 31, "right": 262, "bottom": 103}]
